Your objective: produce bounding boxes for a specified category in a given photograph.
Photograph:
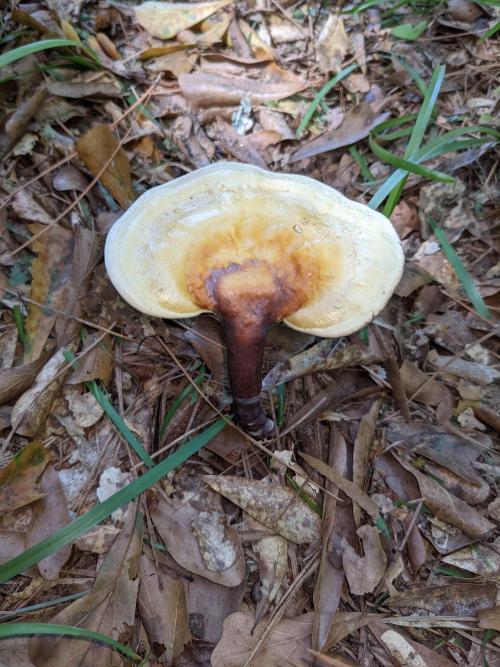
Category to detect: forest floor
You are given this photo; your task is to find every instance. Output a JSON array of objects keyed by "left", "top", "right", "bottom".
[{"left": 0, "top": 1, "right": 499, "bottom": 666}]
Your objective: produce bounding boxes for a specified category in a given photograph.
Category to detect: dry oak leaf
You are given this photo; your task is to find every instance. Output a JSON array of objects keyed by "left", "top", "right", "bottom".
[
  {"left": 316, "top": 16, "right": 349, "bottom": 73},
  {"left": 0, "top": 440, "right": 52, "bottom": 514},
  {"left": 137, "top": 554, "right": 191, "bottom": 663},
  {"left": 204, "top": 475, "right": 321, "bottom": 544},
  {"left": 76, "top": 124, "right": 135, "bottom": 210},
  {"left": 135, "top": 0, "right": 232, "bottom": 40},
  {"left": 211, "top": 611, "right": 313, "bottom": 667},
  {"left": 25, "top": 463, "right": 72, "bottom": 580},
  {"left": 342, "top": 525, "right": 387, "bottom": 595}
]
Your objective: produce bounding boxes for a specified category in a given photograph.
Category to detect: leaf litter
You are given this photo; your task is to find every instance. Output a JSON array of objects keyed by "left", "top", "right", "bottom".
[{"left": 0, "top": 0, "right": 499, "bottom": 665}]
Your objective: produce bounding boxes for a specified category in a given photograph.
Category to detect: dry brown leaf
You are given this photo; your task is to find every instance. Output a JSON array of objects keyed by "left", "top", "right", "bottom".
[
  {"left": 1, "top": 86, "right": 47, "bottom": 158},
  {"left": 135, "top": 0, "right": 232, "bottom": 39},
  {"left": 244, "top": 514, "right": 287, "bottom": 622},
  {"left": 374, "top": 454, "right": 428, "bottom": 573},
  {"left": 211, "top": 611, "right": 313, "bottom": 667},
  {"left": 178, "top": 63, "right": 306, "bottom": 107},
  {"left": 24, "top": 223, "right": 74, "bottom": 363},
  {"left": 149, "top": 471, "right": 245, "bottom": 587},
  {"left": 137, "top": 554, "right": 191, "bottom": 663},
  {"left": 185, "top": 573, "right": 244, "bottom": 643},
  {"left": 313, "top": 431, "right": 351, "bottom": 651},
  {"left": 352, "top": 400, "right": 379, "bottom": 526},
  {"left": 262, "top": 340, "right": 382, "bottom": 390},
  {"left": 342, "top": 525, "right": 387, "bottom": 595},
  {"left": 170, "top": 115, "right": 214, "bottom": 167},
  {"left": 237, "top": 18, "right": 275, "bottom": 61},
  {"left": 25, "top": 463, "right": 71, "bottom": 579},
  {"left": 324, "top": 612, "right": 382, "bottom": 649},
  {"left": 0, "top": 355, "right": 48, "bottom": 407},
  {"left": 388, "top": 581, "right": 496, "bottom": 615},
  {"left": 0, "top": 441, "right": 52, "bottom": 514},
  {"left": 442, "top": 543, "right": 500, "bottom": 576},
  {"left": 396, "top": 454, "right": 495, "bottom": 538},
  {"left": 316, "top": 16, "right": 349, "bottom": 73},
  {"left": 399, "top": 359, "right": 451, "bottom": 406},
  {"left": 67, "top": 333, "right": 113, "bottom": 385},
  {"left": 76, "top": 124, "right": 135, "bottom": 210},
  {"left": 47, "top": 80, "right": 122, "bottom": 98},
  {"left": 13, "top": 190, "right": 52, "bottom": 225},
  {"left": 205, "top": 475, "right": 321, "bottom": 544},
  {"left": 214, "top": 118, "right": 267, "bottom": 168},
  {"left": 371, "top": 621, "right": 458, "bottom": 667},
  {"left": 0, "top": 639, "right": 36, "bottom": 667},
  {"left": 11, "top": 346, "right": 74, "bottom": 437},
  {"left": 29, "top": 507, "right": 142, "bottom": 667},
  {"left": 292, "top": 104, "right": 390, "bottom": 161},
  {"left": 478, "top": 606, "right": 500, "bottom": 632},
  {"left": 145, "top": 50, "right": 197, "bottom": 76},
  {"left": 300, "top": 452, "right": 381, "bottom": 523},
  {"left": 427, "top": 350, "right": 500, "bottom": 385}
]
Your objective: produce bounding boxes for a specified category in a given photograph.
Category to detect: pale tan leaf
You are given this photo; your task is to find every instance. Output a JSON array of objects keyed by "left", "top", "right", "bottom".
[
  {"left": 324, "top": 612, "right": 382, "bottom": 649},
  {"left": 204, "top": 475, "right": 321, "bottom": 544},
  {"left": 316, "top": 16, "right": 349, "bottom": 73},
  {"left": 262, "top": 340, "right": 382, "bottom": 391},
  {"left": 137, "top": 555, "right": 191, "bottom": 663},
  {"left": 396, "top": 453, "right": 495, "bottom": 538},
  {"left": 135, "top": 0, "right": 232, "bottom": 40},
  {"left": 24, "top": 223, "right": 74, "bottom": 362},
  {"left": 11, "top": 346, "right": 74, "bottom": 437},
  {"left": 352, "top": 400, "right": 379, "bottom": 526},
  {"left": 0, "top": 354, "right": 48, "bottom": 407},
  {"left": 26, "top": 463, "right": 71, "bottom": 579},
  {"left": 478, "top": 606, "right": 500, "bottom": 631},
  {"left": 149, "top": 471, "right": 245, "bottom": 587},
  {"left": 211, "top": 611, "right": 313, "bottom": 667},
  {"left": 342, "top": 525, "right": 387, "bottom": 595},
  {"left": 300, "top": 452, "right": 380, "bottom": 522}
]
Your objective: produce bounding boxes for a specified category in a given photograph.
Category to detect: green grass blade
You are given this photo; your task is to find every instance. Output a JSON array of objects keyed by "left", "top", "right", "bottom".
[
  {"left": 368, "top": 135, "right": 454, "bottom": 182},
  {"left": 0, "top": 38, "right": 99, "bottom": 69},
  {"left": 368, "top": 65, "right": 447, "bottom": 214},
  {"left": 405, "top": 65, "right": 445, "bottom": 158},
  {"left": 87, "top": 381, "right": 155, "bottom": 468},
  {"left": 480, "top": 21, "right": 500, "bottom": 41},
  {"left": 296, "top": 62, "right": 358, "bottom": 136},
  {"left": 393, "top": 56, "right": 428, "bottom": 97},
  {"left": 0, "top": 623, "right": 140, "bottom": 661},
  {"left": 428, "top": 218, "right": 491, "bottom": 319},
  {"left": 349, "top": 146, "right": 375, "bottom": 182},
  {"left": 63, "top": 351, "right": 155, "bottom": 468},
  {"left": 0, "top": 419, "right": 226, "bottom": 585}
]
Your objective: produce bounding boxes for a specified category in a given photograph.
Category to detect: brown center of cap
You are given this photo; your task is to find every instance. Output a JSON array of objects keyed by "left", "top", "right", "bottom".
[{"left": 185, "top": 223, "right": 322, "bottom": 323}]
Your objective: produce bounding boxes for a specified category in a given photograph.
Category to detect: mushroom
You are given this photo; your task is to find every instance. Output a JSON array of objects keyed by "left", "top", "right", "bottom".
[{"left": 105, "top": 163, "right": 404, "bottom": 438}]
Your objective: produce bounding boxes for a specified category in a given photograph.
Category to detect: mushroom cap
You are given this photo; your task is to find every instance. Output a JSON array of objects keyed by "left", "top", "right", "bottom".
[{"left": 105, "top": 163, "right": 404, "bottom": 337}]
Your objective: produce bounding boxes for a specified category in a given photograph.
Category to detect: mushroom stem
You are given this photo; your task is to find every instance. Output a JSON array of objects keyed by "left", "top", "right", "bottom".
[{"left": 222, "top": 315, "right": 274, "bottom": 438}]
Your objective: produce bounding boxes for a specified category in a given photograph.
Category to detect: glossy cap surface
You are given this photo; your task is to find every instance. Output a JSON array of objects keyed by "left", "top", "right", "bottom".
[{"left": 105, "top": 163, "right": 404, "bottom": 337}]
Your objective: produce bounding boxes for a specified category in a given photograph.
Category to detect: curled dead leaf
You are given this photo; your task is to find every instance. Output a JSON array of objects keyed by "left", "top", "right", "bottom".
[
  {"left": 205, "top": 475, "right": 321, "bottom": 544},
  {"left": 342, "top": 525, "right": 387, "bottom": 595}
]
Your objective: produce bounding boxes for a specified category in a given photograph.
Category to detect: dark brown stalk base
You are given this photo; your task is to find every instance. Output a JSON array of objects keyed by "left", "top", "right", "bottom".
[
  {"left": 232, "top": 395, "right": 274, "bottom": 439},
  {"left": 221, "top": 314, "right": 275, "bottom": 439}
]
